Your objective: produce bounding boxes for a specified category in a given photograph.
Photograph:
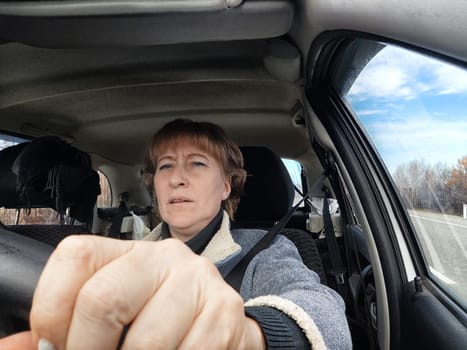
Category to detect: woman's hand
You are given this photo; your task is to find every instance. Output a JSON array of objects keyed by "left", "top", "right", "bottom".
[
  {"left": 0, "top": 331, "right": 34, "bottom": 350},
  {"left": 28, "top": 235, "right": 265, "bottom": 350}
]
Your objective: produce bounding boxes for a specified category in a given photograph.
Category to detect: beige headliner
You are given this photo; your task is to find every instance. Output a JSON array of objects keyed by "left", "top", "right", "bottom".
[{"left": 0, "top": 40, "right": 308, "bottom": 165}]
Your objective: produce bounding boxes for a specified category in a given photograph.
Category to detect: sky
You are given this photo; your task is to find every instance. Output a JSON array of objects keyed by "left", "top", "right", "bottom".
[
  {"left": 282, "top": 158, "right": 303, "bottom": 190},
  {"left": 347, "top": 45, "right": 467, "bottom": 173}
]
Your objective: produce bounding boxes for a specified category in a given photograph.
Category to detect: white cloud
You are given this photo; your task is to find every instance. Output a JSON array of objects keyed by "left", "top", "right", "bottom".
[
  {"left": 346, "top": 45, "right": 467, "bottom": 172},
  {"left": 348, "top": 46, "right": 467, "bottom": 100},
  {"left": 349, "top": 63, "right": 416, "bottom": 100},
  {"left": 433, "top": 64, "right": 467, "bottom": 94},
  {"left": 368, "top": 114, "right": 467, "bottom": 169},
  {"left": 357, "top": 109, "right": 385, "bottom": 115}
]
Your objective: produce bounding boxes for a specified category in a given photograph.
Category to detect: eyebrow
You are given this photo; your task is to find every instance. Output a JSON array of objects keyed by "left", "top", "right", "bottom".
[{"left": 157, "top": 152, "right": 210, "bottom": 163}]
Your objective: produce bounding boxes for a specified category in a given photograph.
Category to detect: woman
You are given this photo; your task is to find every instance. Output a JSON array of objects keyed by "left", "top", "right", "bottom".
[{"left": 1, "top": 119, "right": 351, "bottom": 349}]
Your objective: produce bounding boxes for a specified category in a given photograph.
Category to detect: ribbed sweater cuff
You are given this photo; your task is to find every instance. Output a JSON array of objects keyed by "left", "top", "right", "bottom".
[{"left": 245, "top": 306, "right": 309, "bottom": 349}]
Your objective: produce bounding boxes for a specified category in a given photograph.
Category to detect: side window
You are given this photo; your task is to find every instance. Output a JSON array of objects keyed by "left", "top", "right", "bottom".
[
  {"left": 335, "top": 40, "right": 467, "bottom": 307},
  {"left": 282, "top": 158, "right": 304, "bottom": 206},
  {"left": 96, "top": 170, "right": 112, "bottom": 208}
]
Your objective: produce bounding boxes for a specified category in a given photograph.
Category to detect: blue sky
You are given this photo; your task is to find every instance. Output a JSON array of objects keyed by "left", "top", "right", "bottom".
[{"left": 347, "top": 46, "right": 467, "bottom": 173}]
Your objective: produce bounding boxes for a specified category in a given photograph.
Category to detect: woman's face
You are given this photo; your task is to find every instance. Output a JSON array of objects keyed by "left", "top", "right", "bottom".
[{"left": 153, "top": 139, "right": 231, "bottom": 241}]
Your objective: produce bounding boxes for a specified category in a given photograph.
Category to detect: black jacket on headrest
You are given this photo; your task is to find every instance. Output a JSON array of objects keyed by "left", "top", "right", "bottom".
[{"left": 0, "top": 136, "right": 100, "bottom": 224}]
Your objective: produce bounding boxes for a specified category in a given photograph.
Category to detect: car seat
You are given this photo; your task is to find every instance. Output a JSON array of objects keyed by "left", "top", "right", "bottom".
[
  {"left": 232, "top": 146, "right": 326, "bottom": 283},
  {"left": 0, "top": 136, "right": 101, "bottom": 246}
]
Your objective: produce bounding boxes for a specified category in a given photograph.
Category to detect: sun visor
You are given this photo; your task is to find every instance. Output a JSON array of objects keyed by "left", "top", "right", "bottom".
[{"left": 0, "top": 0, "right": 293, "bottom": 47}]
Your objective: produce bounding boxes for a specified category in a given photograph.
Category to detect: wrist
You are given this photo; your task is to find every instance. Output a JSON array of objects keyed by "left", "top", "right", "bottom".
[{"left": 241, "top": 317, "right": 266, "bottom": 350}]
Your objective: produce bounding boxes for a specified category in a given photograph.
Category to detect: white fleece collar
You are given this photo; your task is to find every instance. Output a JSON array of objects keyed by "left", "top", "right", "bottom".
[{"left": 143, "top": 211, "right": 241, "bottom": 264}]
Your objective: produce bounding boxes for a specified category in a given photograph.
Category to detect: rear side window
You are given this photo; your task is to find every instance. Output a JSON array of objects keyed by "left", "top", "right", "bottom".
[
  {"left": 334, "top": 40, "right": 467, "bottom": 308},
  {"left": 0, "top": 132, "right": 28, "bottom": 149},
  {"left": 282, "top": 158, "right": 304, "bottom": 206},
  {"left": 97, "top": 170, "right": 112, "bottom": 208}
]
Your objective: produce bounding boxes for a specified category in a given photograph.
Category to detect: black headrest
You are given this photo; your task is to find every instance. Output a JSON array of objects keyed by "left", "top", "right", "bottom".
[
  {"left": 235, "top": 146, "right": 294, "bottom": 224},
  {"left": 0, "top": 136, "right": 101, "bottom": 224}
]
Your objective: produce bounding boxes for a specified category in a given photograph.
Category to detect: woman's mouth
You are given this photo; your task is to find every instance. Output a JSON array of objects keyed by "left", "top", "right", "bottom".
[{"left": 169, "top": 197, "right": 192, "bottom": 204}]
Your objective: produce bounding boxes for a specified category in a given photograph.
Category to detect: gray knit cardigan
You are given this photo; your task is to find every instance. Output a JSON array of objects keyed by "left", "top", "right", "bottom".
[{"left": 144, "top": 211, "right": 352, "bottom": 349}]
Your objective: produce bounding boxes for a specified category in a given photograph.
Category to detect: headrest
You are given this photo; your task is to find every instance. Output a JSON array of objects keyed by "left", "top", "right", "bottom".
[
  {"left": 234, "top": 146, "right": 294, "bottom": 224},
  {"left": 0, "top": 136, "right": 101, "bottom": 224}
]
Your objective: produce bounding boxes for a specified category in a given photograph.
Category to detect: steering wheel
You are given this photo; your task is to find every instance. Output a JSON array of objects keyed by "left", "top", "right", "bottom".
[{"left": 0, "top": 226, "right": 53, "bottom": 334}]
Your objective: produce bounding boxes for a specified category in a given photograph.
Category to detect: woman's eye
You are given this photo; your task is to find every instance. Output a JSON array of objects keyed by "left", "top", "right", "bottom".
[
  {"left": 192, "top": 161, "right": 206, "bottom": 167},
  {"left": 158, "top": 163, "right": 172, "bottom": 171}
]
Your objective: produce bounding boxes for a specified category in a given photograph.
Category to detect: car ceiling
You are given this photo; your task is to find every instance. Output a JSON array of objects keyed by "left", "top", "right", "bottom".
[{"left": 0, "top": 39, "right": 307, "bottom": 165}]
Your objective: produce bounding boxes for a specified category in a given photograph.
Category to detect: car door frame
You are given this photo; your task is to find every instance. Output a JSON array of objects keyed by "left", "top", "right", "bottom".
[{"left": 306, "top": 30, "right": 467, "bottom": 350}]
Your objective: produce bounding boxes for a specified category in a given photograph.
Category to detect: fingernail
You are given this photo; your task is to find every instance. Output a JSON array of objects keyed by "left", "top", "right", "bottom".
[{"left": 38, "top": 338, "right": 55, "bottom": 350}]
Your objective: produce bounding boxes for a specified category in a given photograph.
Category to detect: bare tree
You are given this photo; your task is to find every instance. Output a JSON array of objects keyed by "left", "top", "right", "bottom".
[
  {"left": 393, "top": 160, "right": 452, "bottom": 213},
  {"left": 447, "top": 155, "right": 467, "bottom": 213}
]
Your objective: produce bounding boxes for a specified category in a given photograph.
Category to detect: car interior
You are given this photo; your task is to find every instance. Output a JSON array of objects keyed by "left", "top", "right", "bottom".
[{"left": 1, "top": 0, "right": 467, "bottom": 349}]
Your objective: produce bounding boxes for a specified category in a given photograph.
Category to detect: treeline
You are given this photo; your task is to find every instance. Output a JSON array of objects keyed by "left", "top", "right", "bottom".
[
  {"left": 0, "top": 207, "right": 60, "bottom": 225},
  {"left": 393, "top": 156, "right": 467, "bottom": 215}
]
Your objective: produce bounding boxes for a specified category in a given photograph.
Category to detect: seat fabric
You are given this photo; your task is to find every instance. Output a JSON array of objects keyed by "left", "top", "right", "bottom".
[{"left": 233, "top": 146, "right": 326, "bottom": 283}]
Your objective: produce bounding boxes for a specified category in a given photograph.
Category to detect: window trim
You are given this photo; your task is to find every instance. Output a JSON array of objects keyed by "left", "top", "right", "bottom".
[{"left": 337, "top": 38, "right": 467, "bottom": 313}]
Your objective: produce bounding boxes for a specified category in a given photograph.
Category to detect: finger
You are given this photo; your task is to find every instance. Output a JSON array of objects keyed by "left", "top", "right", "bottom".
[
  {"left": 120, "top": 275, "right": 199, "bottom": 350},
  {"left": 121, "top": 255, "right": 220, "bottom": 350},
  {"left": 30, "top": 235, "right": 135, "bottom": 350},
  {"left": 66, "top": 239, "right": 195, "bottom": 350},
  {"left": 0, "top": 331, "right": 34, "bottom": 350}
]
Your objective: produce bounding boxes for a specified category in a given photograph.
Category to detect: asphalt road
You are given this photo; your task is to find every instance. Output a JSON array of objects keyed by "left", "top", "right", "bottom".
[{"left": 409, "top": 210, "right": 467, "bottom": 303}]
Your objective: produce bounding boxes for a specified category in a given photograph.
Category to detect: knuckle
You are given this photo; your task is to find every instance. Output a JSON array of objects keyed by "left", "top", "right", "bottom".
[
  {"left": 221, "top": 292, "right": 244, "bottom": 313},
  {"left": 193, "top": 254, "right": 209, "bottom": 267},
  {"left": 230, "top": 293, "right": 244, "bottom": 309},
  {"left": 194, "top": 255, "right": 217, "bottom": 274},
  {"left": 158, "top": 237, "right": 187, "bottom": 252},
  {"left": 188, "top": 256, "right": 222, "bottom": 285},
  {"left": 54, "top": 235, "right": 96, "bottom": 262},
  {"left": 152, "top": 238, "right": 189, "bottom": 262}
]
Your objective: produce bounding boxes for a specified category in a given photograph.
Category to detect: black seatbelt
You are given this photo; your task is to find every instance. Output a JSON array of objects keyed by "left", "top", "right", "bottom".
[
  {"left": 225, "top": 171, "right": 328, "bottom": 292},
  {"left": 322, "top": 186, "right": 348, "bottom": 298}
]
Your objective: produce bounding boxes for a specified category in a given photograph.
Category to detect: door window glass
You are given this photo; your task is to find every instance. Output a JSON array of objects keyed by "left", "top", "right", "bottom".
[
  {"left": 283, "top": 158, "right": 304, "bottom": 206},
  {"left": 335, "top": 40, "right": 467, "bottom": 307},
  {"left": 97, "top": 170, "right": 112, "bottom": 207}
]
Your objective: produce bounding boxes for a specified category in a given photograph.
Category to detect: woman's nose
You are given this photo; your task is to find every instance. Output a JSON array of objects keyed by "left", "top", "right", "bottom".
[{"left": 169, "top": 164, "right": 187, "bottom": 187}]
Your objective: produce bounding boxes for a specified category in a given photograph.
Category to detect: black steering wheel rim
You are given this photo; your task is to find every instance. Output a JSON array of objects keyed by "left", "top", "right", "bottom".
[{"left": 0, "top": 226, "right": 53, "bottom": 334}]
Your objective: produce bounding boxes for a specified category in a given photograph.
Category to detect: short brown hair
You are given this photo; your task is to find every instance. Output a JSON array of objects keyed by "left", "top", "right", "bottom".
[{"left": 143, "top": 119, "right": 246, "bottom": 219}]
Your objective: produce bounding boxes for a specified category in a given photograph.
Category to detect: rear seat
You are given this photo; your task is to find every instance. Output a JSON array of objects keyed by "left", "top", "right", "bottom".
[{"left": 0, "top": 136, "right": 101, "bottom": 246}]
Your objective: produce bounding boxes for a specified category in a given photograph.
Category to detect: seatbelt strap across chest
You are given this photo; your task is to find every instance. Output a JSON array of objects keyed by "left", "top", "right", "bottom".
[{"left": 224, "top": 171, "right": 328, "bottom": 292}]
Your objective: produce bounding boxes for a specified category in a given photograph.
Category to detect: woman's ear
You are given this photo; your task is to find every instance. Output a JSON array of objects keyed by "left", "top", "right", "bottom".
[{"left": 223, "top": 177, "right": 231, "bottom": 200}]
